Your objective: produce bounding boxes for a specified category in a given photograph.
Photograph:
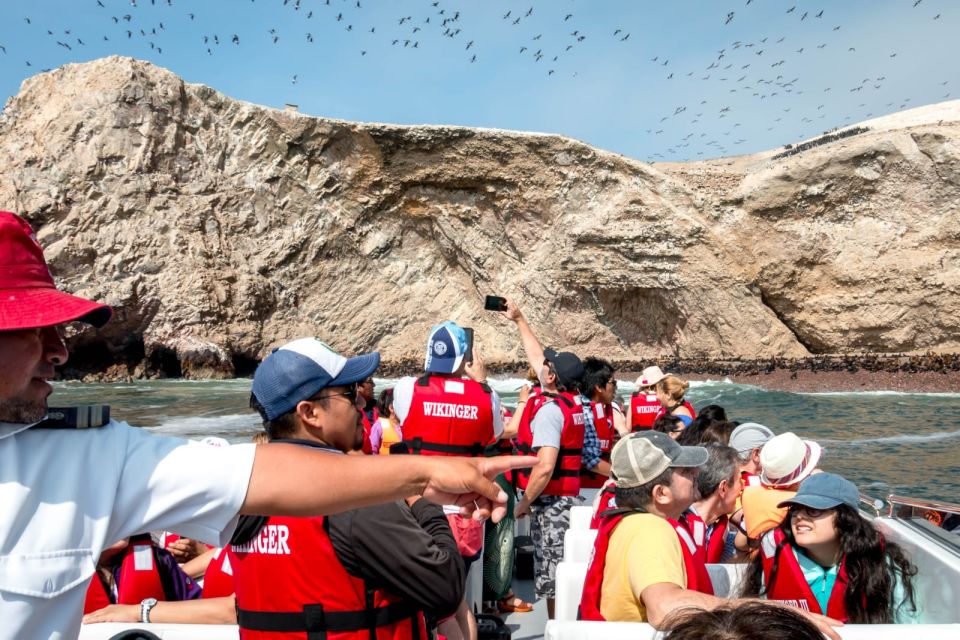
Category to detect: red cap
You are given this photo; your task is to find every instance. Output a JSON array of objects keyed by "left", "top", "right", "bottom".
[{"left": 0, "top": 211, "right": 112, "bottom": 330}]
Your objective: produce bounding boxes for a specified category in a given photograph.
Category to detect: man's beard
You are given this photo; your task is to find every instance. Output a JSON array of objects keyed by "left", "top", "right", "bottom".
[{"left": 0, "top": 398, "right": 46, "bottom": 424}]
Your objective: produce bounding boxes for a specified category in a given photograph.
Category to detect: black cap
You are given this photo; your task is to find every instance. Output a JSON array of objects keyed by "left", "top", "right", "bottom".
[{"left": 544, "top": 348, "right": 584, "bottom": 388}]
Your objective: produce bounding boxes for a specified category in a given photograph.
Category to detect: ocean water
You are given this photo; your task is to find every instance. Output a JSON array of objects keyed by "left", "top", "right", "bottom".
[{"left": 51, "top": 377, "right": 960, "bottom": 505}]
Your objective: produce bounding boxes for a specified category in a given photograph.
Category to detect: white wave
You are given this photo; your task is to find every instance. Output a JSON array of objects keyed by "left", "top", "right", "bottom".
[
  {"left": 146, "top": 413, "right": 261, "bottom": 438},
  {"left": 801, "top": 390, "right": 960, "bottom": 398},
  {"left": 821, "top": 428, "right": 960, "bottom": 447}
]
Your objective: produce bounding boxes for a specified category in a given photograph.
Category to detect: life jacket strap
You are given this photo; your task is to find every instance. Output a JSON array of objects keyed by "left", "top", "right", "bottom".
[
  {"left": 400, "top": 437, "right": 487, "bottom": 457},
  {"left": 237, "top": 601, "right": 419, "bottom": 635}
]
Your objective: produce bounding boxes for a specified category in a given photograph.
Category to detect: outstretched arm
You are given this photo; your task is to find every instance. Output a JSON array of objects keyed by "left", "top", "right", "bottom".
[
  {"left": 241, "top": 444, "right": 536, "bottom": 523},
  {"left": 500, "top": 299, "right": 545, "bottom": 373}
]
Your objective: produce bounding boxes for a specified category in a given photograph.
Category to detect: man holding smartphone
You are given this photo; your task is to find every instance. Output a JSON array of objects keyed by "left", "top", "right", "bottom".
[{"left": 391, "top": 321, "right": 506, "bottom": 638}]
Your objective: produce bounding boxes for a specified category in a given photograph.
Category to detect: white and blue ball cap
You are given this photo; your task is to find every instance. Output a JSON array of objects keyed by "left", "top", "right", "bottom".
[
  {"left": 252, "top": 337, "right": 380, "bottom": 421},
  {"left": 424, "top": 321, "right": 468, "bottom": 375}
]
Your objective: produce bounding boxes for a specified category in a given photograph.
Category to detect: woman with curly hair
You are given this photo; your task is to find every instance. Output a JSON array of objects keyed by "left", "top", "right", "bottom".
[{"left": 741, "top": 472, "right": 920, "bottom": 623}]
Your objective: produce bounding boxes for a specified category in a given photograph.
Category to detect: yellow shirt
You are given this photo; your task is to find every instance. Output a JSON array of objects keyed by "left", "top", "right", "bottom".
[
  {"left": 599, "top": 513, "right": 686, "bottom": 622},
  {"left": 741, "top": 486, "right": 796, "bottom": 539}
]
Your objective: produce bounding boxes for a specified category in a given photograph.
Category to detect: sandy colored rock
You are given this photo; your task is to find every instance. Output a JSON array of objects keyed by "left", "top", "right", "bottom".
[{"left": 0, "top": 57, "right": 957, "bottom": 377}]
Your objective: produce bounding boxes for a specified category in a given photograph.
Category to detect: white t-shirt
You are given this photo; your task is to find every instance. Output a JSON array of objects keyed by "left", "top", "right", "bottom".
[{"left": 0, "top": 419, "right": 255, "bottom": 640}]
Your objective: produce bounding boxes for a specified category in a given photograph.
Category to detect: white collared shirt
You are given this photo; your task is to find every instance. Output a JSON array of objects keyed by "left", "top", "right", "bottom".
[{"left": 0, "top": 419, "right": 255, "bottom": 639}]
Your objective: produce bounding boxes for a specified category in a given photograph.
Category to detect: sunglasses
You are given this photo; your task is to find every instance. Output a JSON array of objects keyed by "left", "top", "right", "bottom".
[
  {"left": 790, "top": 505, "right": 832, "bottom": 519},
  {"left": 311, "top": 384, "right": 359, "bottom": 405}
]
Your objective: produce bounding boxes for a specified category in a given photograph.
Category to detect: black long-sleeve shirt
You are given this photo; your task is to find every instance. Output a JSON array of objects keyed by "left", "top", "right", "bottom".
[{"left": 232, "top": 439, "right": 464, "bottom": 618}]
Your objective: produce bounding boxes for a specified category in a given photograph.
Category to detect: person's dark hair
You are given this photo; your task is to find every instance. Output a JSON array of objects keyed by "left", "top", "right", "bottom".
[
  {"left": 376, "top": 387, "right": 394, "bottom": 418},
  {"left": 652, "top": 415, "right": 684, "bottom": 435},
  {"left": 696, "top": 445, "right": 739, "bottom": 498},
  {"left": 741, "top": 504, "right": 918, "bottom": 623},
  {"left": 581, "top": 357, "right": 614, "bottom": 399},
  {"left": 700, "top": 421, "right": 735, "bottom": 446},
  {"left": 615, "top": 467, "right": 674, "bottom": 510},
  {"left": 676, "top": 404, "right": 727, "bottom": 446},
  {"left": 661, "top": 602, "right": 824, "bottom": 640},
  {"left": 250, "top": 392, "right": 327, "bottom": 441},
  {"left": 697, "top": 404, "right": 727, "bottom": 423}
]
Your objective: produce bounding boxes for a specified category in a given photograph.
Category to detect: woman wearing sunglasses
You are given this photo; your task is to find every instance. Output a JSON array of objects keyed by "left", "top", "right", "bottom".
[{"left": 741, "top": 472, "right": 920, "bottom": 624}]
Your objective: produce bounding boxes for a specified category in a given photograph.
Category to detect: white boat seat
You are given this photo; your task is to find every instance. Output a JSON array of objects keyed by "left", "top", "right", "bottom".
[
  {"left": 563, "top": 528, "right": 598, "bottom": 563},
  {"left": 569, "top": 505, "right": 594, "bottom": 530},
  {"left": 555, "top": 561, "right": 588, "bottom": 621}
]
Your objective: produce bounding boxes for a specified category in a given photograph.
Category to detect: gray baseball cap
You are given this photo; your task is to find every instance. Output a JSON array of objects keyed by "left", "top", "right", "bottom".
[
  {"left": 729, "top": 422, "right": 775, "bottom": 456},
  {"left": 777, "top": 472, "right": 859, "bottom": 511},
  {"left": 611, "top": 431, "right": 709, "bottom": 488}
]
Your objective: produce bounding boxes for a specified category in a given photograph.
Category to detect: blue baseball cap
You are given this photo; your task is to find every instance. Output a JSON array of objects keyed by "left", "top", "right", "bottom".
[
  {"left": 424, "top": 321, "right": 468, "bottom": 374},
  {"left": 252, "top": 338, "right": 380, "bottom": 421},
  {"left": 777, "top": 472, "right": 860, "bottom": 511}
]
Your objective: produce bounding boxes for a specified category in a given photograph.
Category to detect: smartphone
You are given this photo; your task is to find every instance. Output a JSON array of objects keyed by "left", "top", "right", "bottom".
[
  {"left": 463, "top": 327, "right": 474, "bottom": 364},
  {"left": 484, "top": 295, "right": 507, "bottom": 312}
]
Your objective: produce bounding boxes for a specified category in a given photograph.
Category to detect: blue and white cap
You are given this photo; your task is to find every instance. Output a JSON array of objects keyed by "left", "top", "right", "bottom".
[
  {"left": 424, "top": 321, "right": 468, "bottom": 374},
  {"left": 252, "top": 337, "right": 380, "bottom": 421}
]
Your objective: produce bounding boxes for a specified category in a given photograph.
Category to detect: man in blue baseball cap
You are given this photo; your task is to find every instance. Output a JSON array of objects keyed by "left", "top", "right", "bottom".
[{"left": 226, "top": 338, "right": 468, "bottom": 638}]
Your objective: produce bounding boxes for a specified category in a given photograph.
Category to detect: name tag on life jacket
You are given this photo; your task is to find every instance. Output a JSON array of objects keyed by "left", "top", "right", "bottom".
[
  {"left": 133, "top": 545, "right": 154, "bottom": 571},
  {"left": 443, "top": 380, "right": 465, "bottom": 394}
]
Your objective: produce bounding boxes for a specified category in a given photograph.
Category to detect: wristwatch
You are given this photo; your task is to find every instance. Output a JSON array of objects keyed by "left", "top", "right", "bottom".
[{"left": 140, "top": 597, "right": 158, "bottom": 623}]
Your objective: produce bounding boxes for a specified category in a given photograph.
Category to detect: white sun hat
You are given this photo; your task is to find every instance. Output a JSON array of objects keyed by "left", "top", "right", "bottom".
[{"left": 759, "top": 432, "right": 823, "bottom": 488}]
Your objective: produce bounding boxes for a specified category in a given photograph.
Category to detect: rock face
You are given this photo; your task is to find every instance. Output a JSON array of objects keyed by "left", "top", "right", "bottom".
[{"left": 0, "top": 57, "right": 957, "bottom": 378}]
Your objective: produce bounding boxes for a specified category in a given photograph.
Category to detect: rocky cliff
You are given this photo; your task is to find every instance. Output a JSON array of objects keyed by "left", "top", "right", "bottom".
[{"left": 1, "top": 57, "right": 957, "bottom": 378}]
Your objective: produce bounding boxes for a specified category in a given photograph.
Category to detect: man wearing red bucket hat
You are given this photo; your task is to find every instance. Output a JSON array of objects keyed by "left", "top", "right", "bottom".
[{"left": 0, "top": 211, "right": 534, "bottom": 638}]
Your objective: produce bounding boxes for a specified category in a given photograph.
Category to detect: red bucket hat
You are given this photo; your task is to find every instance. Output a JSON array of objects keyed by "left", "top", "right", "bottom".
[{"left": 0, "top": 211, "right": 111, "bottom": 330}]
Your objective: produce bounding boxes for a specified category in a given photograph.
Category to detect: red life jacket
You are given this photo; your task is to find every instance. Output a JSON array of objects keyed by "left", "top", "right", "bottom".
[
  {"left": 201, "top": 547, "right": 236, "bottom": 599},
  {"left": 589, "top": 484, "right": 617, "bottom": 530},
  {"left": 759, "top": 528, "right": 849, "bottom": 621},
  {"left": 579, "top": 510, "right": 714, "bottom": 620},
  {"left": 679, "top": 510, "right": 728, "bottom": 564},
  {"left": 159, "top": 532, "right": 180, "bottom": 548},
  {"left": 516, "top": 391, "right": 585, "bottom": 497},
  {"left": 629, "top": 393, "right": 661, "bottom": 431},
  {"left": 668, "top": 517, "right": 714, "bottom": 595},
  {"left": 232, "top": 516, "right": 426, "bottom": 640},
  {"left": 361, "top": 411, "right": 373, "bottom": 455},
  {"left": 83, "top": 534, "right": 167, "bottom": 614},
  {"left": 396, "top": 375, "right": 494, "bottom": 457},
  {"left": 654, "top": 400, "right": 697, "bottom": 423},
  {"left": 580, "top": 401, "right": 614, "bottom": 489},
  {"left": 706, "top": 515, "right": 729, "bottom": 564}
]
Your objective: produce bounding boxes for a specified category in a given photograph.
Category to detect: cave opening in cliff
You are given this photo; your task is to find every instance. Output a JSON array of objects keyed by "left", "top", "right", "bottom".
[
  {"left": 231, "top": 353, "right": 260, "bottom": 378},
  {"left": 148, "top": 347, "right": 183, "bottom": 378}
]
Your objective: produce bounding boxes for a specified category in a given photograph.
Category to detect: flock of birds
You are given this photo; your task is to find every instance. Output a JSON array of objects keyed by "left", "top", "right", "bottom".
[{"left": 0, "top": 0, "right": 956, "bottom": 161}]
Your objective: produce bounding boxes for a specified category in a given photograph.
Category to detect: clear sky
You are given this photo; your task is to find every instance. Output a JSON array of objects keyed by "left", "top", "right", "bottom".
[{"left": 1, "top": 0, "right": 957, "bottom": 162}]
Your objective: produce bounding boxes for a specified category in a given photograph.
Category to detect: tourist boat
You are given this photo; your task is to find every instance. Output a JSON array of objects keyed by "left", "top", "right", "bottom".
[{"left": 78, "top": 493, "right": 960, "bottom": 639}]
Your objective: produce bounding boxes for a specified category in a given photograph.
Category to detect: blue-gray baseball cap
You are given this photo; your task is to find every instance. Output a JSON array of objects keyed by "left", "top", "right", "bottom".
[
  {"left": 252, "top": 338, "right": 380, "bottom": 421},
  {"left": 777, "top": 472, "right": 860, "bottom": 511},
  {"left": 424, "top": 321, "right": 468, "bottom": 374}
]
